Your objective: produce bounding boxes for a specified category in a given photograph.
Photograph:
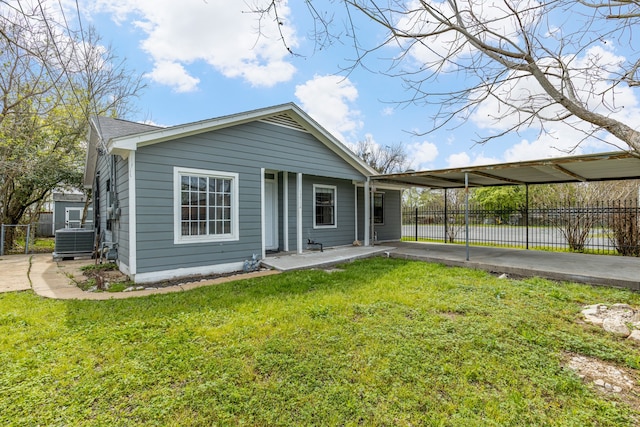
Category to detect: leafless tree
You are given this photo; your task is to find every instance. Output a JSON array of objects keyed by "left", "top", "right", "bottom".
[
  {"left": 255, "top": 1, "right": 640, "bottom": 155},
  {"left": 354, "top": 136, "right": 410, "bottom": 173},
  {"left": 0, "top": 2, "right": 144, "bottom": 251}
]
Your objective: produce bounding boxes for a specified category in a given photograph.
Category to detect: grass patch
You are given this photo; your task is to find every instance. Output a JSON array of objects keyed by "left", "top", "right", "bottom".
[{"left": 1, "top": 258, "right": 639, "bottom": 425}]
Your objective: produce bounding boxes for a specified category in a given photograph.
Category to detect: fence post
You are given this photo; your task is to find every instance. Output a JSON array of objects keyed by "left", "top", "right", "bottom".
[
  {"left": 0, "top": 225, "right": 4, "bottom": 256},
  {"left": 25, "top": 223, "right": 31, "bottom": 254},
  {"left": 444, "top": 189, "right": 448, "bottom": 243},
  {"left": 414, "top": 207, "right": 418, "bottom": 241}
]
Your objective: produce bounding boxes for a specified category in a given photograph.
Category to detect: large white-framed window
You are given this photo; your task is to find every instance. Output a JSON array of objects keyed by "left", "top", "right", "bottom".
[
  {"left": 313, "top": 184, "right": 337, "bottom": 228},
  {"left": 174, "top": 167, "right": 239, "bottom": 244}
]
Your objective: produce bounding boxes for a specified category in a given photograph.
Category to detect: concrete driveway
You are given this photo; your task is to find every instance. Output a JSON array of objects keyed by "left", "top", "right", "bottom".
[{"left": 0, "top": 254, "right": 34, "bottom": 293}]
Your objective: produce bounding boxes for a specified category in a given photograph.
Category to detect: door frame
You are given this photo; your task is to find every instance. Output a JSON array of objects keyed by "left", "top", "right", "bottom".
[{"left": 264, "top": 171, "right": 279, "bottom": 251}]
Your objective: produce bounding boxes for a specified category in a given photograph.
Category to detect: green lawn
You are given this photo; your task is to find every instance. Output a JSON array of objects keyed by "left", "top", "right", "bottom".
[{"left": 1, "top": 258, "right": 639, "bottom": 425}]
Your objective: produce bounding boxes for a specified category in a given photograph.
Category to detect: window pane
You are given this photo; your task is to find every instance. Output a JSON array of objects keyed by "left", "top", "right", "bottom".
[
  {"left": 178, "top": 172, "right": 235, "bottom": 239},
  {"left": 315, "top": 187, "right": 335, "bottom": 225}
]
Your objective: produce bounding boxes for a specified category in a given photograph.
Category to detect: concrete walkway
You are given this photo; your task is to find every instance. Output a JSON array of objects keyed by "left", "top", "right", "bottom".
[
  {"left": 1, "top": 254, "right": 278, "bottom": 300},
  {"left": 1, "top": 242, "right": 638, "bottom": 299},
  {"left": 384, "top": 241, "right": 640, "bottom": 290}
]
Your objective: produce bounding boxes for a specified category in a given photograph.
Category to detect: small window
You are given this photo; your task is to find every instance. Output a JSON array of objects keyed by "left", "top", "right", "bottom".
[
  {"left": 174, "top": 167, "right": 239, "bottom": 244},
  {"left": 373, "top": 193, "right": 384, "bottom": 225},
  {"left": 313, "top": 184, "right": 337, "bottom": 228}
]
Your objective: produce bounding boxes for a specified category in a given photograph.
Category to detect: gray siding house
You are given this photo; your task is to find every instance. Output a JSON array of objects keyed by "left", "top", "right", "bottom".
[{"left": 83, "top": 104, "right": 402, "bottom": 283}]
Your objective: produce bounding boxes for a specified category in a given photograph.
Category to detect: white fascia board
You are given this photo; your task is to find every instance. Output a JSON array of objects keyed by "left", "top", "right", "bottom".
[
  {"left": 353, "top": 181, "right": 408, "bottom": 191},
  {"left": 109, "top": 104, "right": 297, "bottom": 153},
  {"left": 285, "top": 105, "right": 378, "bottom": 177},
  {"left": 106, "top": 103, "right": 378, "bottom": 178}
]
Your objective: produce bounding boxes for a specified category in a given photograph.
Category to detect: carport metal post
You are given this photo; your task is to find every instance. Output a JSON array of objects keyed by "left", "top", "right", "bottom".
[
  {"left": 444, "top": 188, "right": 448, "bottom": 243},
  {"left": 525, "top": 184, "right": 529, "bottom": 250},
  {"left": 465, "top": 173, "right": 469, "bottom": 261}
]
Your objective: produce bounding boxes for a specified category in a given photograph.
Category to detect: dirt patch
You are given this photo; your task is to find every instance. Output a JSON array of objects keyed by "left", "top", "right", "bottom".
[
  {"left": 69, "top": 261, "right": 269, "bottom": 292},
  {"left": 562, "top": 303, "right": 640, "bottom": 417},
  {"left": 564, "top": 352, "right": 640, "bottom": 410}
]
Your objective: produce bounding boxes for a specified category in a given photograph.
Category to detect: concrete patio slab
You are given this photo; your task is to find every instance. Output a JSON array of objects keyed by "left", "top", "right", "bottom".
[
  {"left": 385, "top": 241, "right": 640, "bottom": 290},
  {"left": 262, "top": 245, "right": 394, "bottom": 271}
]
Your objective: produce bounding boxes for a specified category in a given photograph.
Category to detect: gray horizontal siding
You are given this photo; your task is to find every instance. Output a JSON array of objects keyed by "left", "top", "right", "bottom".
[
  {"left": 302, "top": 176, "right": 356, "bottom": 248},
  {"left": 132, "top": 120, "right": 368, "bottom": 274},
  {"left": 116, "top": 156, "right": 129, "bottom": 263},
  {"left": 357, "top": 187, "right": 402, "bottom": 242}
]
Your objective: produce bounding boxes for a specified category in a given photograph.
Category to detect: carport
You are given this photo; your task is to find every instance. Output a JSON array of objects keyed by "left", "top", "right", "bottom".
[{"left": 372, "top": 151, "right": 640, "bottom": 260}]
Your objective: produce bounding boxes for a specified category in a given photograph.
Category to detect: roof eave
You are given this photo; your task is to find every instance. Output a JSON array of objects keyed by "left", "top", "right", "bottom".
[{"left": 108, "top": 103, "right": 378, "bottom": 178}]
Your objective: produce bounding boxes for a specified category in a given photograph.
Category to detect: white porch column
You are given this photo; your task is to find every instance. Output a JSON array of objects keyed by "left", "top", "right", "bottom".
[
  {"left": 297, "top": 172, "right": 303, "bottom": 254},
  {"left": 260, "top": 168, "right": 266, "bottom": 260},
  {"left": 354, "top": 184, "right": 358, "bottom": 242},
  {"left": 364, "top": 179, "right": 370, "bottom": 246},
  {"left": 283, "top": 172, "right": 289, "bottom": 252}
]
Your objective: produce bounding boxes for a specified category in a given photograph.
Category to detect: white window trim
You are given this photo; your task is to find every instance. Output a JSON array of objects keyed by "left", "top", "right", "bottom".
[
  {"left": 173, "top": 166, "right": 239, "bottom": 244},
  {"left": 313, "top": 184, "right": 337, "bottom": 229}
]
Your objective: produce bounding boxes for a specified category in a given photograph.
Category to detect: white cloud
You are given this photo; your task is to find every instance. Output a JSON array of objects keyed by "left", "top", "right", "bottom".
[
  {"left": 446, "top": 152, "right": 500, "bottom": 168},
  {"left": 144, "top": 61, "right": 200, "bottom": 93},
  {"left": 407, "top": 140, "right": 439, "bottom": 169},
  {"left": 295, "top": 75, "right": 363, "bottom": 142},
  {"left": 469, "top": 43, "right": 640, "bottom": 154},
  {"left": 84, "top": 0, "right": 297, "bottom": 91}
]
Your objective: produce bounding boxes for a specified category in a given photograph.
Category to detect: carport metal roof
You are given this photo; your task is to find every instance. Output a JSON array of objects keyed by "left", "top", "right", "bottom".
[{"left": 372, "top": 151, "right": 640, "bottom": 189}]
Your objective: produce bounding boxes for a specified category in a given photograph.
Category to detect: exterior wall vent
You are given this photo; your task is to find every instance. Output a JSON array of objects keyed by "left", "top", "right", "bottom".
[{"left": 261, "top": 114, "right": 308, "bottom": 132}]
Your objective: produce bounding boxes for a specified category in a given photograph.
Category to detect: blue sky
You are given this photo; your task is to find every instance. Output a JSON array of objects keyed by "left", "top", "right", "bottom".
[{"left": 61, "top": 0, "right": 640, "bottom": 170}]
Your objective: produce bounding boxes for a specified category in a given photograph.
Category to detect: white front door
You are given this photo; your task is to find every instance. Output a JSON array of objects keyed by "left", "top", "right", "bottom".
[{"left": 264, "top": 178, "right": 279, "bottom": 250}]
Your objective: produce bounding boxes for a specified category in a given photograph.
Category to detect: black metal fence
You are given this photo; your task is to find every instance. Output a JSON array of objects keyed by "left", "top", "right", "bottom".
[{"left": 402, "top": 199, "right": 640, "bottom": 256}]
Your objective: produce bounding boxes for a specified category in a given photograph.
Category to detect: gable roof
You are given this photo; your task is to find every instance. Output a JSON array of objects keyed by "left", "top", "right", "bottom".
[
  {"left": 83, "top": 117, "right": 162, "bottom": 188},
  {"left": 104, "top": 103, "right": 377, "bottom": 177},
  {"left": 93, "top": 116, "right": 162, "bottom": 141}
]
